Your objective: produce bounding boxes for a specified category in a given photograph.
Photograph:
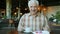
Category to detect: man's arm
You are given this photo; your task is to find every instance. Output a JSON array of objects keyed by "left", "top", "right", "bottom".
[
  {"left": 17, "top": 14, "right": 25, "bottom": 32},
  {"left": 43, "top": 16, "right": 50, "bottom": 32}
]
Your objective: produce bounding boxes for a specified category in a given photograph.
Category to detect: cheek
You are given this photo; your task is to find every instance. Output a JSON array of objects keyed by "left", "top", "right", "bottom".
[
  {"left": 35, "top": 8, "right": 38, "bottom": 11},
  {"left": 29, "top": 8, "right": 32, "bottom": 11},
  {"left": 35, "top": 7, "right": 38, "bottom": 10}
]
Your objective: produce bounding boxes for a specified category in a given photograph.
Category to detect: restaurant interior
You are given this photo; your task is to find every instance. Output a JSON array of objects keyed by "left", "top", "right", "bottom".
[{"left": 0, "top": 0, "right": 60, "bottom": 34}]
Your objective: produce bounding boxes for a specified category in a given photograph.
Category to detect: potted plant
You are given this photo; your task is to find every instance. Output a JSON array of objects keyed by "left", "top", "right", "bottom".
[{"left": 49, "top": 11, "right": 60, "bottom": 24}]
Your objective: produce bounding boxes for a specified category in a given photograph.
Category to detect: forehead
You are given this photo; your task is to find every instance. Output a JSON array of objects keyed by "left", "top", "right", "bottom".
[{"left": 29, "top": 3, "right": 38, "bottom": 7}]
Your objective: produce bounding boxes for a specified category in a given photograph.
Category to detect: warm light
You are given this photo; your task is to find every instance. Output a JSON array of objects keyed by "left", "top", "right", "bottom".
[
  {"left": 20, "top": 13, "right": 22, "bottom": 15},
  {"left": 14, "top": 12, "right": 17, "bottom": 15},
  {"left": 43, "top": 7, "right": 47, "bottom": 11},
  {"left": 38, "top": 7, "right": 40, "bottom": 10},
  {"left": 16, "top": 7, "right": 19, "bottom": 9},
  {"left": 43, "top": 8, "right": 47, "bottom": 11},
  {"left": 38, "top": 6, "right": 42, "bottom": 11},
  {"left": 25, "top": 8, "right": 27, "bottom": 10}
]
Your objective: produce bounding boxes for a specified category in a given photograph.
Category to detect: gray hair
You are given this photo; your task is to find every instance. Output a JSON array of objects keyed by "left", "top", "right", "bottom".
[{"left": 28, "top": 0, "right": 39, "bottom": 7}]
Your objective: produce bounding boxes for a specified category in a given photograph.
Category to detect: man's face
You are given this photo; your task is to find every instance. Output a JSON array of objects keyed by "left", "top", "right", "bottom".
[{"left": 29, "top": 3, "right": 38, "bottom": 15}]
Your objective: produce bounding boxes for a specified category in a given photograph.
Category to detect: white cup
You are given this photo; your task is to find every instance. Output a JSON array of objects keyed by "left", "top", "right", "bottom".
[
  {"left": 42, "top": 31, "right": 50, "bottom": 34},
  {"left": 33, "top": 31, "right": 50, "bottom": 34},
  {"left": 24, "top": 27, "right": 32, "bottom": 32}
]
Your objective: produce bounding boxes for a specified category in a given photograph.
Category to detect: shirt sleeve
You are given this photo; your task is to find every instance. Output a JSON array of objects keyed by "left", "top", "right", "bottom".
[
  {"left": 17, "top": 14, "right": 25, "bottom": 31},
  {"left": 43, "top": 16, "right": 50, "bottom": 32}
]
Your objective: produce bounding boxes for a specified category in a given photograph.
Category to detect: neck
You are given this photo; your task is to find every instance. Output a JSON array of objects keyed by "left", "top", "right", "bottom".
[{"left": 30, "top": 12, "right": 38, "bottom": 17}]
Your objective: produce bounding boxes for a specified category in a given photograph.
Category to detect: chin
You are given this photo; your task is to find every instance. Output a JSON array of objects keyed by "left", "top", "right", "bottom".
[{"left": 32, "top": 13, "right": 36, "bottom": 15}]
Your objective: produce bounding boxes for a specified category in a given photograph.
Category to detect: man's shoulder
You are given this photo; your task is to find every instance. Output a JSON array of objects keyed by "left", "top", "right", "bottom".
[
  {"left": 23, "top": 13, "right": 30, "bottom": 16},
  {"left": 21, "top": 13, "right": 30, "bottom": 19}
]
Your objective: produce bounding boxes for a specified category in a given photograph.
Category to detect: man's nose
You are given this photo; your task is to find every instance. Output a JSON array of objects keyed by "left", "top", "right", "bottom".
[{"left": 32, "top": 8, "right": 35, "bottom": 10}]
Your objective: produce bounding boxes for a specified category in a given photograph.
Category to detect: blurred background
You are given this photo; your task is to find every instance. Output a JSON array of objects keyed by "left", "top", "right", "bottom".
[{"left": 0, "top": 0, "right": 60, "bottom": 34}]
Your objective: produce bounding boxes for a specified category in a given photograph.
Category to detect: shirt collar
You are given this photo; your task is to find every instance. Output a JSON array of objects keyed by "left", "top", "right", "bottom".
[{"left": 28, "top": 12, "right": 40, "bottom": 17}]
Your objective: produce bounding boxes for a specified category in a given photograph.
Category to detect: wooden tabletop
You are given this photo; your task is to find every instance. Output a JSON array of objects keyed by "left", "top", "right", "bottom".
[
  {"left": 52, "top": 23, "right": 60, "bottom": 26},
  {"left": 8, "top": 30, "right": 54, "bottom": 34},
  {"left": 8, "top": 30, "right": 24, "bottom": 34}
]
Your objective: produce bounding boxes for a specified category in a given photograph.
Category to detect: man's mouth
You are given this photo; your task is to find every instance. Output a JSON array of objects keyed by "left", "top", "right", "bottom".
[{"left": 32, "top": 10, "right": 35, "bottom": 12}]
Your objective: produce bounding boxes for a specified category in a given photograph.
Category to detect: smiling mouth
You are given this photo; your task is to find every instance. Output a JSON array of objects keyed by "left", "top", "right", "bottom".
[
  {"left": 32, "top": 10, "right": 35, "bottom": 12},
  {"left": 33, "top": 11, "right": 35, "bottom": 12}
]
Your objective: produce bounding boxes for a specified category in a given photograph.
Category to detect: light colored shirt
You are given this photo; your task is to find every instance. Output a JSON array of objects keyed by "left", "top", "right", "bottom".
[{"left": 17, "top": 12, "right": 50, "bottom": 32}]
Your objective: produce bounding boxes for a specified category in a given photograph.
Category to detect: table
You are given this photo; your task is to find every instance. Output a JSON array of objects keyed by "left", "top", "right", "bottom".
[{"left": 8, "top": 30, "right": 54, "bottom": 34}]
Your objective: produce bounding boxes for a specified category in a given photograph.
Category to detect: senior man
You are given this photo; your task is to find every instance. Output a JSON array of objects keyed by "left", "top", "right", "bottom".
[{"left": 18, "top": 0, "right": 50, "bottom": 33}]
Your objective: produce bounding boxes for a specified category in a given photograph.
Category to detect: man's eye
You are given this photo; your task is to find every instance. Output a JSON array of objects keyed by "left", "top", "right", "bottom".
[
  {"left": 34, "top": 6, "right": 36, "bottom": 7},
  {"left": 30, "top": 6, "right": 32, "bottom": 8},
  {"left": 34, "top": 6, "right": 37, "bottom": 7}
]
